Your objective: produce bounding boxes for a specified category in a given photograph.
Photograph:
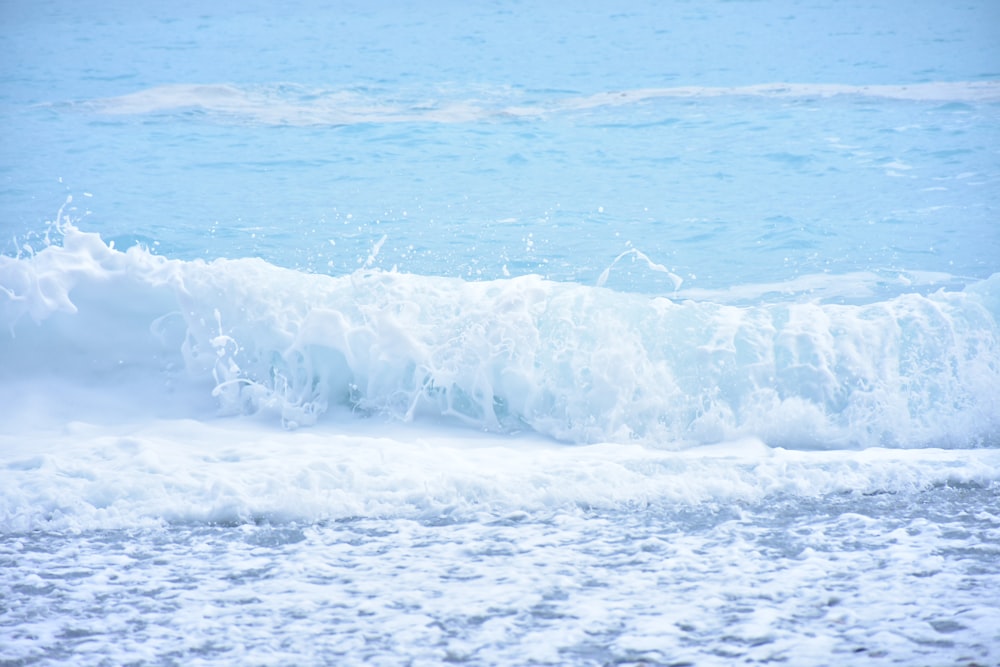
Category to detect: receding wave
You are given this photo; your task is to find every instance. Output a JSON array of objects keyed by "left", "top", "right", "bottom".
[
  {"left": 71, "top": 80, "right": 1000, "bottom": 126},
  {"left": 2, "top": 224, "right": 998, "bottom": 450}
]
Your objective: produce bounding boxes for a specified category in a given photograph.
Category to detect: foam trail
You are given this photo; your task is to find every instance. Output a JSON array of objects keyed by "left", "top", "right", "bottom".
[{"left": 75, "top": 80, "right": 1000, "bottom": 126}]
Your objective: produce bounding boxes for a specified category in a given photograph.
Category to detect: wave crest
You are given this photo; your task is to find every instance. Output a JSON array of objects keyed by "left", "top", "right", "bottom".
[{"left": 2, "top": 226, "right": 999, "bottom": 449}]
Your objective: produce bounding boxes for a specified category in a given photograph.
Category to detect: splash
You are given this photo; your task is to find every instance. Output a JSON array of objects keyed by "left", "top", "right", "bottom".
[
  {"left": 2, "top": 225, "right": 998, "bottom": 448},
  {"left": 596, "top": 247, "right": 683, "bottom": 292}
]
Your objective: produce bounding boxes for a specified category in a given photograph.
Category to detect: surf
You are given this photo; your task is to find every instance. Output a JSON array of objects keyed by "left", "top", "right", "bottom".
[{"left": 3, "top": 223, "right": 998, "bottom": 450}]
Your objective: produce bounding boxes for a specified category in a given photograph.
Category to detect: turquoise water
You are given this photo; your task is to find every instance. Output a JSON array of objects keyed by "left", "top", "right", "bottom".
[
  {"left": 2, "top": 1, "right": 1000, "bottom": 665},
  {"left": 4, "top": 1, "right": 1000, "bottom": 291}
]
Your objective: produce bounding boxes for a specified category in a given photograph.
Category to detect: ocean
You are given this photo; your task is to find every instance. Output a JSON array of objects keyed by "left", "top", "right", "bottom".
[{"left": 2, "top": 1, "right": 1000, "bottom": 665}]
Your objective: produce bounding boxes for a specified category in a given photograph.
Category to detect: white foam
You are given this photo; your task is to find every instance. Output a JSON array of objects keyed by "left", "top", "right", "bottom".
[
  {"left": 2, "top": 416, "right": 999, "bottom": 533},
  {"left": 2, "top": 226, "right": 998, "bottom": 450},
  {"left": 76, "top": 80, "right": 1000, "bottom": 126}
]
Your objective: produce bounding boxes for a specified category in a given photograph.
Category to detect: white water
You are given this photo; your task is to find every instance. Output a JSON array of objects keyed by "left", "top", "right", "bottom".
[
  {"left": 4, "top": 225, "right": 998, "bottom": 447},
  {"left": 3, "top": 420, "right": 999, "bottom": 665},
  {"left": 3, "top": 223, "right": 999, "bottom": 665}
]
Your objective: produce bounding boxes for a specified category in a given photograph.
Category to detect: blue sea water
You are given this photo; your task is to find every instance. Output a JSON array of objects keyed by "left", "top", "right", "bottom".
[{"left": 2, "top": 1, "right": 1000, "bottom": 665}]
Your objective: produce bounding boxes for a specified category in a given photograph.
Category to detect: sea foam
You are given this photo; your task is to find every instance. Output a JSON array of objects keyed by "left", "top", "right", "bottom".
[
  {"left": 78, "top": 81, "right": 1000, "bottom": 127},
  {"left": 2, "top": 225, "right": 999, "bottom": 449}
]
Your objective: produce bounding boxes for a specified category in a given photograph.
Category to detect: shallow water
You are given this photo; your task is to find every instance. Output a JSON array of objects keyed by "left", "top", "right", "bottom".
[{"left": 4, "top": 484, "right": 1000, "bottom": 666}]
